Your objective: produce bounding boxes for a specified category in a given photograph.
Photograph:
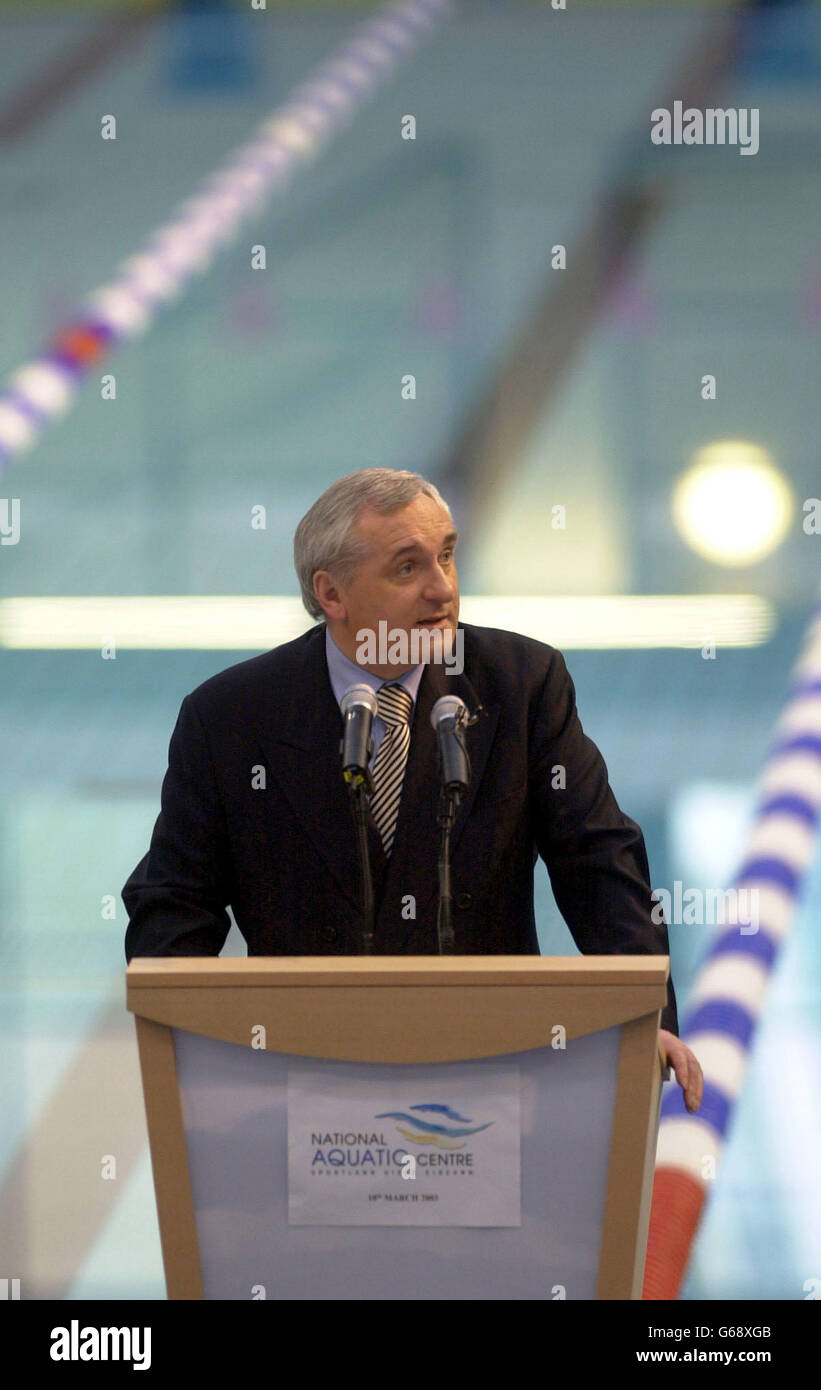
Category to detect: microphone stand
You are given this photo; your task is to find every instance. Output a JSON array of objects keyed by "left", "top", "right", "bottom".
[
  {"left": 433, "top": 701, "right": 482, "bottom": 955},
  {"left": 435, "top": 787, "right": 460, "bottom": 954},
  {"left": 345, "top": 771, "right": 375, "bottom": 954},
  {"left": 340, "top": 690, "right": 377, "bottom": 955}
]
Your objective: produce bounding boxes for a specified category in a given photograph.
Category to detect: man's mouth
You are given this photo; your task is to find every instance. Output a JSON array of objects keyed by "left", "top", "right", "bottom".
[{"left": 417, "top": 615, "right": 448, "bottom": 626}]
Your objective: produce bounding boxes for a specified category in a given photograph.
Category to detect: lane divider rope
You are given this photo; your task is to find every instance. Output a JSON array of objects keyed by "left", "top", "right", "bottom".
[
  {"left": 644, "top": 596, "right": 821, "bottom": 1298},
  {"left": 0, "top": 0, "right": 456, "bottom": 475}
]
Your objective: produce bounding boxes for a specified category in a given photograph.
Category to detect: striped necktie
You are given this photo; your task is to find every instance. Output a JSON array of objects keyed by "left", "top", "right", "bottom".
[{"left": 369, "top": 683, "right": 414, "bottom": 857}]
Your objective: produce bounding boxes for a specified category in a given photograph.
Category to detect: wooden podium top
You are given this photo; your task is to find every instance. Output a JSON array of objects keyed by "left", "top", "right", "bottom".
[
  {"left": 127, "top": 954, "right": 669, "bottom": 988},
  {"left": 126, "top": 954, "right": 669, "bottom": 1061}
]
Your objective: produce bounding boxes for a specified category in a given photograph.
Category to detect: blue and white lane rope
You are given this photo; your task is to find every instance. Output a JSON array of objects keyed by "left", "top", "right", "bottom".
[
  {"left": 657, "top": 598, "right": 821, "bottom": 1180},
  {"left": 0, "top": 0, "right": 456, "bottom": 474}
]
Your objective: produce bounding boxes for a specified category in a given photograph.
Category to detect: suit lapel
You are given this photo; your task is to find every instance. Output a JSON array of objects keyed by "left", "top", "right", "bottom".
[{"left": 255, "top": 627, "right": 369, "bottom": 914}]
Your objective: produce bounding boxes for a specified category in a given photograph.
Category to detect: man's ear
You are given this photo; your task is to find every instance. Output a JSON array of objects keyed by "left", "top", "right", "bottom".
[{"left": 313, "top": 570, "right": 347, "bottom": 622}]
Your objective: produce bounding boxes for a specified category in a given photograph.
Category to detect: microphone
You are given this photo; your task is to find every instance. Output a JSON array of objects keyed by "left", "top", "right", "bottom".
[
  {"left": 340, "top": 684, "right": 378, "bottom": 788},
  {"left": 430, "top": 694, "right": 471, "bottom": 796}
]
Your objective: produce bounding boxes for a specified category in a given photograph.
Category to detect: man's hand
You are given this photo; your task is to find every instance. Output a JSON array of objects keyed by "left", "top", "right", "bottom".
[{"left": 658, "top": 1029, "right": 703, "bottom": 1113}]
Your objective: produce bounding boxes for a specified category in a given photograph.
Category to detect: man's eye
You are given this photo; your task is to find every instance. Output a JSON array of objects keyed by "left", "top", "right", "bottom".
[{"left": 397, "top": 551, "right": 452, "bottom": 576}]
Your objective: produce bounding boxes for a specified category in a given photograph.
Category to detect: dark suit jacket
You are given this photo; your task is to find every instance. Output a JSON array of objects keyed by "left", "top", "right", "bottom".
[{"left": 123, "top": 620, "right": 678, "bottom": 1034}]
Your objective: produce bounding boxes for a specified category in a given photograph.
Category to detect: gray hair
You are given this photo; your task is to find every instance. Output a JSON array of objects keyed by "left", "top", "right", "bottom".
[{"left": 294, "top": 468, "right": 453, "bottom": 620}]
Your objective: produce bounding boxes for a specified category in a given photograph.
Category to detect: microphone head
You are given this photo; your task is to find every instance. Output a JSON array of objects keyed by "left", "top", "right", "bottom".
[
  {"left": 430, "top": 694, "right": 467, "bottom": 729},
  {"left": 341, "top": 684, "right": 378, "bottom": 718}
]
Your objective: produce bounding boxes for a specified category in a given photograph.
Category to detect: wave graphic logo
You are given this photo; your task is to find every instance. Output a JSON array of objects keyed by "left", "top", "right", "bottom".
[{"left": 374, "top": 1103, "right": 493, "bottom": 1150}]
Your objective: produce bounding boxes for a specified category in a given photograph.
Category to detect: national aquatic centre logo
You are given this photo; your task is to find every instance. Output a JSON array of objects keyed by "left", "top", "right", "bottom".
[
  {"left": 307, "top": 1102, "right": 495, "bottom": 1174},
  {"left": 375, "top": 1103, "right": 494, "bottom": 1150}
]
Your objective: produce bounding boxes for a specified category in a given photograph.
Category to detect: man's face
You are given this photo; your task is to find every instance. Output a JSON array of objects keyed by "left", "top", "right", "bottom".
[{"left": 315, "top": 493, "right": 460, "bottom": 678}]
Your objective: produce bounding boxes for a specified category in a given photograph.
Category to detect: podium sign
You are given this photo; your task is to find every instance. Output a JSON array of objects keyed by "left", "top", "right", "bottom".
[
  {"left": 285, "top": 1059, "right": 522, "bottom": 1228},
  {"left": 126, "top": 956, "right": 668, "bottom": 1300}
]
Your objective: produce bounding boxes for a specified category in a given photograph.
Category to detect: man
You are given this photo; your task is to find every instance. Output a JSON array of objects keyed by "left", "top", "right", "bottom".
[{"left": 123, "top": 468, "right": 702, "bottom": 1112}]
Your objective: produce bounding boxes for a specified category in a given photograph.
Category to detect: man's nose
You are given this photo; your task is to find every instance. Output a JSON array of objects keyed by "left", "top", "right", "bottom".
[{"left": 423, "top": 566, "right": 456, "bottom": 603}]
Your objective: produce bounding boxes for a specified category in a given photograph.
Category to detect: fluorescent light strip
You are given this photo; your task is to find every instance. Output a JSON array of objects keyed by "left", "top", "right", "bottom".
[
  {"left": 0, "top": 595, "right": 774, "bottom": 650},
  {"left": 462, "top": 596, "right": 775, "bottom": 648}
]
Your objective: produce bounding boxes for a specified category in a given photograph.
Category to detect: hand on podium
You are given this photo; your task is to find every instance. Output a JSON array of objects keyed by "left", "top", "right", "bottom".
[{"left": 658, "top": 1029, "right": 703, "bottom": 1112}]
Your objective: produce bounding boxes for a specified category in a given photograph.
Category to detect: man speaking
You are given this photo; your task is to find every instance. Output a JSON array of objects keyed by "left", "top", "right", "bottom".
[{"left": 122, "top": 468, "right": 702, "bottom": 1111}]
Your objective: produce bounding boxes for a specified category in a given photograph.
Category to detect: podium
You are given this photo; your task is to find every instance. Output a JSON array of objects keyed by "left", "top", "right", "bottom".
[{"left": 126, "top": 955, "right": 669, "bottom": 1301}]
